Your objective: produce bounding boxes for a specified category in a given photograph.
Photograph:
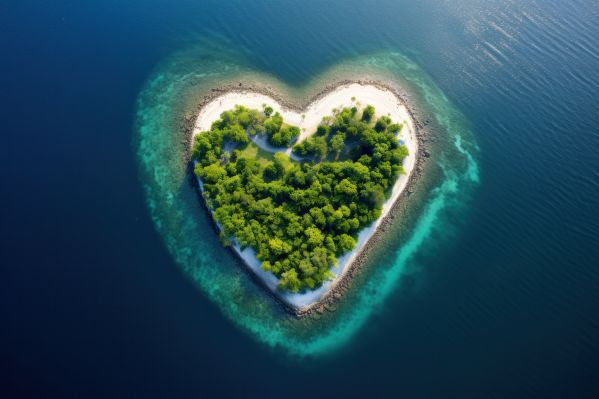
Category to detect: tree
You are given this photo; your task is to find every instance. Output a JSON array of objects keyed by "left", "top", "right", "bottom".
[
  {"left": 360, "top": 182, "right": 385, "bottom": 206},
  {"left": 346, "top": 162, "right": 369, "bottom": 181},
  {"left": 264, "top": 160, "right": 283, "bottom": 180},
  {"left": 312, "top": 136, "right": 328, "bottom": 159},
  {"left": 334, "top": 178, "right": 358, "bottom": 198},
  {"left": 304, "top": 226, "right": 324, "bottom": 247},
  {"left": 330, "top": 132, "right": 345, "bottom": 155},
  {"left": 198, "top": 164, "right": 227, "bottom": 184},
  {"left": 362, "top": 105, "right": 375, "bottom": 122},
  {"left": 264, "top": 112, "right": 283, "bottom": 137},
  {"left": 279, "top": 268, "right": 301, "bottom": 292},
  {"left": 309, "top": 207, "right": 326, "bottom": 227},
  {"left": 374, "top": 116, "right": 390, "bottom": 132},
  {"left": 310, "top": 247, "right": 330, "bottom": 270},
  {"left": 336, "top": 234, "right": 356, "bottom": 255},
  {"left": 292, "top": 141, "right": 307, "bottom": 156},
  {"left": 316, "top": 125, "right": 330, "bottom": 136},
  {"left": 269, "top": 125, "right": 299, "bottom": 147},
  {"left": 298, "top": 258, "right": 316, "bottom": 277},
  {"left": 269, "top": 237, "right": 290, "bottom": 256},
  {"left": 222, "top": 125, "right": 248, "bottom": 145},
  {"left": 387, "top": 123, "right": 402, "bottom": 134},
  {"left": 288, "top": 126, "right": 300, "bottom": 143}
]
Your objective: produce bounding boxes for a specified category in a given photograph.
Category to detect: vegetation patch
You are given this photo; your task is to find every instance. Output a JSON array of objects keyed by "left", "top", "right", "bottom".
[{"left": 193, "top": 104, "right": 408, "bottom": 292}]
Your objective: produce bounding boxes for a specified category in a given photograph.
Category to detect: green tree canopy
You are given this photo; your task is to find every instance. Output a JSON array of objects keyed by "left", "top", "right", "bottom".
[{"left": 192, "top": 103, "right": 408, "bottom": 292}]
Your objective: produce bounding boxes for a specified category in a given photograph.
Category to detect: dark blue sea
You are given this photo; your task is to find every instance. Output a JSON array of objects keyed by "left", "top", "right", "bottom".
[{"left": 2, "top": 0, "right": 599, "bottom": 397}]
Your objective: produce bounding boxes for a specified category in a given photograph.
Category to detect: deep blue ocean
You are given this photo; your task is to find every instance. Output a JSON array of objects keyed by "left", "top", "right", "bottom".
[{"left": 2, "top": 0, "right": 599, "bottom": 397}]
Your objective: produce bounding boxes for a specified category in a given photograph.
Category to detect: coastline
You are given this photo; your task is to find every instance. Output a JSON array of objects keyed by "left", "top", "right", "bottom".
[{"left": 183, "top": 79, "right": 430, "bottom": 317}]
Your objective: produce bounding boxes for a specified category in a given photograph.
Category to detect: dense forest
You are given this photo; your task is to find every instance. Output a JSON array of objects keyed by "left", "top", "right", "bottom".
[{"left": 192, "top": 103, "right": 408, "bottom": 292}]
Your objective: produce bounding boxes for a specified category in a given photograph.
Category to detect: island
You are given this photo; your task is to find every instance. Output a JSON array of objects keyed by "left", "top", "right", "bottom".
[{"left": 191, "top": 83, "right": 418, "bottom": 314}]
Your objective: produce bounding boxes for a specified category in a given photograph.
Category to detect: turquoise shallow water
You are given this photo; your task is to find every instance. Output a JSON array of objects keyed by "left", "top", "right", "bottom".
[{"left": 136, "top": 45, "right": 479, "bottom": 355}]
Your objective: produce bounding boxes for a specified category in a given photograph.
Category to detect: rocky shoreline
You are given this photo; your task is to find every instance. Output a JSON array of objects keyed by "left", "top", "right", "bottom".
[{"left": 179, "top": 78, "right": 432, "bottom": 318}]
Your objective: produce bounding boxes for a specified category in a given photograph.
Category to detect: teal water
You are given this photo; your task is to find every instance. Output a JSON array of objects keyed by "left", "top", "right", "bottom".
[
  {"left": 136, "top": 46, "right": 479, "bottom": 355},
  {"left": 2, "top": 0, "right": 599, "bottom": 397}
]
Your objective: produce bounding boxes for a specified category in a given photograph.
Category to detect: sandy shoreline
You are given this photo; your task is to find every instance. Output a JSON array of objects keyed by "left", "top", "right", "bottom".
[{"left": 189, "top": 81, "right": 424, "bottom": 316}]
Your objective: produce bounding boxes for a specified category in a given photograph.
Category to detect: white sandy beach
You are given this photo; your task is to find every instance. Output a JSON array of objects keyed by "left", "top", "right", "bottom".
[{"left": 192, "top": 83, "right": 418, "bottom": 310}]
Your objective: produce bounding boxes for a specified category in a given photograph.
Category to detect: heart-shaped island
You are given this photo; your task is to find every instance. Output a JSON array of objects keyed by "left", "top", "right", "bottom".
[{"left": 191, "top": 83, "right": 417, "bottom": 314}]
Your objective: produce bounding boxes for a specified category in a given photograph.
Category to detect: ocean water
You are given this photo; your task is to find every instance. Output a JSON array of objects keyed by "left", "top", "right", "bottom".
[{"left": 2, "top": 0, "right": 599, "bottom": 397}]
